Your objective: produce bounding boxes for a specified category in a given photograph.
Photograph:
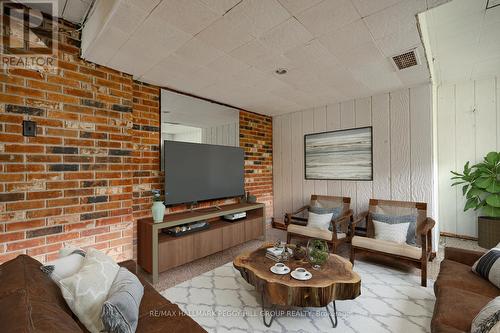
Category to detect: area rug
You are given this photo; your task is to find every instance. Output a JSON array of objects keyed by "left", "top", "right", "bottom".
[{"left": 162, "top": 260, "right": 435, "bottom": 333}]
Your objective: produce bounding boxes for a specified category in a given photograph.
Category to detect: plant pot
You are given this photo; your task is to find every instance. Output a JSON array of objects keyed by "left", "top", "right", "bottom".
[
  {"left": 152, "top": 201, "right": 165, "bottom": 223},
  {"left": 478, "top": 216, "right": 500, "bottom": 249}
]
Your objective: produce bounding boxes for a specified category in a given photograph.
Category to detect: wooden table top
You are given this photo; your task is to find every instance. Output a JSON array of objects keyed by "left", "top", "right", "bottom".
[{"left": 233, "top": 245, "right": 361, "bottom": 307}]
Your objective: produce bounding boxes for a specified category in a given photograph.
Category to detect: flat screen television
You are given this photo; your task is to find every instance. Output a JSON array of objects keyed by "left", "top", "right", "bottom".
[{"left": 164, "top": 141, "right": 245, "bottom": 206}]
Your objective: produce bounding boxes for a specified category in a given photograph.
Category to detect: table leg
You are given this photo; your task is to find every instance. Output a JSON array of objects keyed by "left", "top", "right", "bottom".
[
  {"left": 325, "top": 301, "right": 338, "bottom": 328},
  {"left": 260, "top": 292, "right": 275, "bottom": 328}
]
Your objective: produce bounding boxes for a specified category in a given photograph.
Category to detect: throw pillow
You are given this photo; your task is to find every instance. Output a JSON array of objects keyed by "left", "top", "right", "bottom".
[
  {"left": 471, "top": 296, "right": 500, "bottom": 333},
  {"left": 309, "top": 206, "right": 342, "bottom": 232},
  {"left": 472, "top": 247, "right": 500, "bottom": 289},
  {"left": 373, "top": 220, "right": 410, "bottom": 244},
  {"left": 307, "top": 211, "right": 334, "bottom": 231},
  {"left": 59, "top": 248, "right": 120, "bottom": 333},
  {"left": 102, "top": 267, "right": 144, "bottom": 333},
  {"left": 40, "top": 250, "right": 86, "bottom": 285},
  {"left": 371, "top": 212, "right": 418, "bottom": 246}
]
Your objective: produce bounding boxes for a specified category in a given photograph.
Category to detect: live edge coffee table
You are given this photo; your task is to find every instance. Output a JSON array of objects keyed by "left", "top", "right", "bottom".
[{"left": 233, "top": 246, "right": 361, "bottom": 328}]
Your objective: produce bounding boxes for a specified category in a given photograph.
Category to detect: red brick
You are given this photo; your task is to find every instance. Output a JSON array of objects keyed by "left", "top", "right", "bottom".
[{"left": 6, "top": 219, "right": 46, "bottom": 232}]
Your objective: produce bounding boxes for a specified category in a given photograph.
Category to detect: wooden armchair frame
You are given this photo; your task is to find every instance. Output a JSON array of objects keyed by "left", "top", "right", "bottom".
[
  {"left": 350, "top": 199, "right": 435, "bottom": 287},
  {"left": 286, "top": 195, "right": 354, "bottom": 253}
]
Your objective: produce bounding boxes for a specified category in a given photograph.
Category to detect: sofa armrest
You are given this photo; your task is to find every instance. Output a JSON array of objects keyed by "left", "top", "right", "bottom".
[{"left": 444, "top": 247, "right": 484, "bottom": 267}]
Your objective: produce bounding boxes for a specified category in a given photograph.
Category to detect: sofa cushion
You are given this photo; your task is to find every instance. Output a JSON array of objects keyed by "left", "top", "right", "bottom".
[
  {"left": 0, "top": 255, "right": 82, "bottom": 333},
  {"left": 287, "top": 223, "right": 346, "bottom": 241},
  {"left": 435, "top": 259, "right": 500, "bottom": 299},
  {"left": 432, "top": 287, "right": 492, "bottom": 333},
  {"left": 352, "top": 235, "right": 421, "bottom": 259}
]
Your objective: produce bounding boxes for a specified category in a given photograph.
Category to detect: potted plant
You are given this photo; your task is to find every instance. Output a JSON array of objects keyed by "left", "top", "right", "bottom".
[
  {"left": 151, "top": 190, "right": 165, "bottom": 223},
  {"left": 451, "top": 151, "right": 500, "bottom": 248}
]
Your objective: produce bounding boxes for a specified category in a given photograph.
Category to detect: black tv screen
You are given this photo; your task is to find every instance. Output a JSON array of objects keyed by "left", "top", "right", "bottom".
[{"left": 164, "top": 141, "right": 245, "bottom": 206}]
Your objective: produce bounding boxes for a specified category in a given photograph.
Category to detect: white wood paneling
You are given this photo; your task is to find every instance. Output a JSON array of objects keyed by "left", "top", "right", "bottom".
[
  {"left": 313, "top": 106, "right": 328, "bottom": 195},
  {"left": 454, "top": 81, "right": 476, "bottom": 237},
  {"left": 302, "top": 109, "right": 315, "bottom": 205},
  {"left": 281, "top": 114, "right": 293, "bottom": 215},
  {"left": 437, "top": 77, "right": 499, "bottom": 237},
  {"left": 273, "top": 84, "right": 434, "bottom": 226},
  {"left": 340, "top": 100, "right": 357, "bottom": 214},
  {"left": 291, "top": 112, "right": 304, "bottom": 211},
  {"left": 355, "top": 97, "right": 373, "bottom": 214},
  {"left": 390, "top": 89, "right": 411, "bottom": 201},
  {"left": 326, "top": 103, "right": 342, "bottom": 196},
  {"left": 372, "top": 93, "right": 391, "bottom": 199}
]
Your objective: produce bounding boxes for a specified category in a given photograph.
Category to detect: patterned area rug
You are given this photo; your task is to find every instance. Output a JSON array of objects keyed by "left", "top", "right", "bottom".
[{"left": 162, "top": 260, "right": 435, "bottom": 333}]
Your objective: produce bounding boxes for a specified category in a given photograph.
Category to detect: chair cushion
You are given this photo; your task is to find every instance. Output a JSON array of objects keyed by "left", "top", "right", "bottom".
[
  {"left": 307, "top": 211, "right": 334, "bottom": 230},
  {"left": 352, "top": 236, "right": 421, "bottom": 259},
  {"left": 436, "top": 259, "right": 500, "bottom": 299},
  {"left": 288, "top": 224, "right": 345, "bottom": 241},
  {"left": 372, "top": 219, "right": 410, "bottom": 244},
  {"left": 371, "top": 212, "right": 417, "bottom": 245}
]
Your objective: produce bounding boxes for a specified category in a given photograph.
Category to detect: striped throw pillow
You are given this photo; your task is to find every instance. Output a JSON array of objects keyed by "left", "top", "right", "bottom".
[{"left": 472, "top": 246, "right": 500, "bottom": 288}]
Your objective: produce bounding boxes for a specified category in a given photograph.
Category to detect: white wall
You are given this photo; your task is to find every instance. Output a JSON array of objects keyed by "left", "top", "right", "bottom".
[
  {"left": 273, "top": 83, "right": 435, "bottom": 242},
  {"left": 437, "top": 77, "right": 499, "bottom": 238}
]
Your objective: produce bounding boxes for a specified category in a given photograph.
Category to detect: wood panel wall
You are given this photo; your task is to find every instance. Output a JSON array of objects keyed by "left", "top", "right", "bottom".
[
  {"left": 201, "top": 122, "right": 239, "bottom": 147},
  {"left": 437, "top": 77, "right": 499, "bottom": 238},
  {"left": 273, "top": 84, "right": 434, "bottom": 226}
]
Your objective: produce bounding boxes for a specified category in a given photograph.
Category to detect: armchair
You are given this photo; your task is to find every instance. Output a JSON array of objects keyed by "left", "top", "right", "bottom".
[
  {"left": 350, "top": 199, "right": 435, "bottom": 287},
  {"left": 285, "top": 195, "right": 353, "bottom": 253}
]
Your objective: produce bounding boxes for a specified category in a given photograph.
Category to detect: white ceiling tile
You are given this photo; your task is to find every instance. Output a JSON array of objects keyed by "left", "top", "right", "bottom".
[
  {"left": 151, "top": 0, "right": 220, "bottom": 35},
  {"left": 363, "top": 0, "right": 426, "bottom": 39},
  {"left": 231, "top": 67, "right": 268, "bottom": 86},
  {"left": 259, "top": 18, "right": 314, "bottom": 54},
  {"left": 229, "top": 40, "right": 275, "bottom": 65},
  {"left": 62, "top": 0, "right": 92, "bottom": 23},
  {"left": 350, "top": 60, "right": 403, "bottom": 91},
  {"left": 374, "top": 25, "right": 421, "bottom": 57},
  {"left": 198, "top": 0, "right": 242, "bottom": 15},
  {"left": 284, "top": 39, "right": 339, "bottom": 68},
  {"left": 296, "top": 0, "right": 360, "bottom": 36},
  {"left": 333, "top": 40, "right": 387, "bottom": 69},
  {"left": 174, "top": 38, "right": 224, "bottom": 67},
  {"left": 195, "top": 16, "right": 255, "bottom": 53},
  {"left": 396, "top": 63, "right": 430, "bottom": 85},
  {"left": 205, "top": 55, "right": 250, "bottom": 77},
  {"left": 251, "top": 53, "right": 296, "bottom": 74},
  {"left": 277, "top": 0, "right": 323, "bottom": 15},
  {"left": 225, "top": 0, "right": 291, "bottom": 37},
  {"left": 318, "top": 19, "right": 372, "bottom": 53},
  {"left": 351, "top": 0, "right": 402, "bottom": 17}
]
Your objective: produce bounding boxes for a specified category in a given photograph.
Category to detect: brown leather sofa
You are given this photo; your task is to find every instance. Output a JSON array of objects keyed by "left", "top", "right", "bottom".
[
  {"left": 1, "top": 254, "right": 206, "bottom": 333},
  {"left": 432, "top": 247, "right": 499, "bottom": 333}
]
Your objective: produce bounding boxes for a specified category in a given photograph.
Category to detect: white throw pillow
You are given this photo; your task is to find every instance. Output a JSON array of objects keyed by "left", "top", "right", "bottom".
[
  {"left": 471, "top": 296, "right": 500, "bottom": 333},
  {"left": 59, "top": 248, "right": 120, "bottom": 333},
  {"left": 307, "top": 211, "right": 333, "bottom": 231},
  {"left": 472, "top": 245, "right": 500, "bottom": 289},
  {"left": 41, "top": 252, "right": 85, "bottom": 285},
  {"left": 373, "top": 220, "right": 410, "bottom": 244}
]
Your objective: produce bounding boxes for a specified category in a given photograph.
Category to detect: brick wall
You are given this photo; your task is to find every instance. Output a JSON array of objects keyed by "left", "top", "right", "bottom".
[{"left": 0, "top": 18, "right": 272, "bottom": 265}]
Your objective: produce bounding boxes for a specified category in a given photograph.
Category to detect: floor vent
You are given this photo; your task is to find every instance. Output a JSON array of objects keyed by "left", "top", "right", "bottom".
[{"left": 392, "top": 49, "right": 419, "bottom": 70}]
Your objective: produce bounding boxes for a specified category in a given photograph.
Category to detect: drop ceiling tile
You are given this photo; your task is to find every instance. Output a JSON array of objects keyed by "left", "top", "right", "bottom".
[
  {"left": 350, "top": 61, "right": 403, "bottom": 91},
  {"left": 198, "top": 0, "right": 241, "bottom": 15},
  {"left": 296, "top": 0, "right": 360, "bottom": 36},
  {"left": 374, "top": 25, "right": 421, "bottom": 57},
  {"left": 229, "top": 40, "right": 276, "bottom": 66},
  {"left": 351, "top": 0, "right": 402, "bottom": 17},
  {"left": 89, "top": 26, "right": 130, "bottom": 65},
  {"left": 61, "top": 0, "right": 92, "bottom": 24},
  {"left": 277, "top": 0, "right": 323, "bottom": 15},
  {"left": 231, "top": 67, "right": 268, "bottom": 86},
  {"left": 143, "top": 54, "right": 202, "bottom": 81},
  {"left": 196, "top": 16, "right": 255, "bottom": 53},
  {"left": 107, "top": 0, "right": 150, "bottom": 35},
  {"left": 174, "top": 38, "right": 224, "bottom": 67},
  {"left": 225, "top": 0, "right": 291, "bottom": 37},
  {"left": 251, "top": 53, "right": 296, "bottom": 74},
  {"left": 318, "top": 19, "right": 373, "bottom": 54},
  {"left": 396, "top": 63, "right": 430, "bottom": 85},
  {"left": 284, "top": 39, "right": 339, "bottom": 68},
  {"left": 363, "top": 0, "right": 426, "bottom": 39},
  {"left": 259, "top": 18, "right": 314, "bottom": 54},
  {"left": 205, "top": 55, "right": 250, "bottom": 77},
  {"left": 332, "top": 40, "right": 387, "bottom": 69},
  {"left": 151, "top": 0, "right": 220, "bottom": 35}
]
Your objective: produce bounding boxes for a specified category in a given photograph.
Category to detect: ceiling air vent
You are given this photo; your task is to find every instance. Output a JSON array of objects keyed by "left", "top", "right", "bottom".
[{"left": 391, "top": 49, "right": 419, "bottom": 70}]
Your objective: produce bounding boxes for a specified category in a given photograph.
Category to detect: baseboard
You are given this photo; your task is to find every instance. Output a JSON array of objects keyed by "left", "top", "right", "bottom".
[{"left": 440, "top": 232, "right": 478, "bottom": 241}]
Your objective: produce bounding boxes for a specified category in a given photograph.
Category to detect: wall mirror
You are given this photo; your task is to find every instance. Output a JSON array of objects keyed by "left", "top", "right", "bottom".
[{"left": 160, "top": 89, "right": 240, "bottom": 170}]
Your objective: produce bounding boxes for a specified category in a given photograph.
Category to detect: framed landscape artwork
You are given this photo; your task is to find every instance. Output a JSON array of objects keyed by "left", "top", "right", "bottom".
[{"left": 304, "top": 126, "right": 373, "bottom": 180}]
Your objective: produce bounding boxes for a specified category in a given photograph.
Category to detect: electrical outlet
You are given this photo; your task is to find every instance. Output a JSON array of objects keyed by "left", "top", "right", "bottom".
[{"left": 23, "top": 120, "right": 36, "bottom": 137}]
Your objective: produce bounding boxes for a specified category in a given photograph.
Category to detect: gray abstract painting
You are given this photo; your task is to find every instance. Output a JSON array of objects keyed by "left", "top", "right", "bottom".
[{"left": 305, "top": 127, "right": 372, "bottom": 180}]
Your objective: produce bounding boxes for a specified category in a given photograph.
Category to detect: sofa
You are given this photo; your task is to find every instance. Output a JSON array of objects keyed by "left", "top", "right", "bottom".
[
  {"left": 432, "top": 247, "right": 499, "bottom": 333},
  {"left": 1, "top": 254, "right": 205, "bottom": 333}
]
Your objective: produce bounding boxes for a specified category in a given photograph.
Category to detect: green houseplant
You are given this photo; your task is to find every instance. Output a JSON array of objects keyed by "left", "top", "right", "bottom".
[{"left": 451, "top": 151, "right": 500, "bottom": 248}]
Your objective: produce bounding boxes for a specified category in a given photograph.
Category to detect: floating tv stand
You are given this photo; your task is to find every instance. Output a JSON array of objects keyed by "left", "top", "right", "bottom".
[{"left": 137, "top": 202, "right": 265, "bottom": 283}]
